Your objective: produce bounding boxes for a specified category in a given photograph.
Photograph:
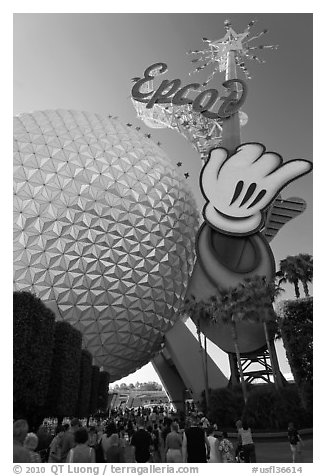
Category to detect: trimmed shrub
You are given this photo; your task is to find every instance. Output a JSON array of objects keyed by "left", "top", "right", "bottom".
[
  {"left": 76, "top": 350, "right": 93, "bottom": 418},
  {"left": 207, "top": 385, "right": 245, "bottom": 428},
  {"left": 89, "top": 365, "right": 100, "bottom": 415},
  {"left": 242, "top": 384, "right": 312, "bottom": 430},
  {"left": 208, "top": 383, "right": 312, "bottom": 431},
  {"left": 13, "top": 291, "right": 56, "bottom": 427},
  {"left": 277, "top": 298, "right": 313, "bottom": 410},
  {"left": 97, "top": 371, "right": 110, "bottom": 412},
  {"left": 46, "top": 321, "right": 82, "bottom": 418}
]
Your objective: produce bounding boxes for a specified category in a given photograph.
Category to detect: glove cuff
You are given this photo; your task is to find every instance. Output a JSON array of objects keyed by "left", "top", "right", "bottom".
[{"left": 204, "top": 204, "right": 263, "bottom": 235}]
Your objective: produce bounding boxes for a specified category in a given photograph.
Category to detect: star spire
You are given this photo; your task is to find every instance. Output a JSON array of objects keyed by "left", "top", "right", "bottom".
[{"left": 187, "top": 19, "right": 278, "bottom": 83}]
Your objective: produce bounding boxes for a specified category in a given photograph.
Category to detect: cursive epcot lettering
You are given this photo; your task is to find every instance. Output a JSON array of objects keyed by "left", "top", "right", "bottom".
[{"left": 131, "top": 62, "right": 247, "bottom": 119}]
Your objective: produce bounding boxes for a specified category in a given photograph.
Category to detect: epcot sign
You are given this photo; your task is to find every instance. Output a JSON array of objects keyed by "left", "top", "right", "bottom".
[{"left": 131, "top": 62, "right": 247, "bottom": 120}]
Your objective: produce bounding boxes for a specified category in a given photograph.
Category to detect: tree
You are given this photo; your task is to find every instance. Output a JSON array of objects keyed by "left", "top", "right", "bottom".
[
  {"left": 225, "top": 276, "right": 285, "bottom": 389},
  {"left": 89, "top": 365, "right": 100, "bottom": 415},
  {"left": 46, "top": 321, "right": 82, "bottom": 421},
  {"left": 211, "top": 286, "right": 249, "bottom": 404},
  {"left": 97, "top": 371, "right": 110, "bottom": 412},
  {"left": 140, "top": 381, "right": 162, "bottom": 391},
  {"left": 183, "top": 297, "right": 211, "bottom": 410},
  {"left": 186, "top": 276, "right": 284, "bottom": 403},
  {"left": 13, "top": 291, "right": 56, "bottom": 428},
  {"left": 277, "top": 298, "right": 313, "bottom": 411},
  {"left": 296, "top": 253, "right": 313, "bottom": 297},
  {"left": 277, "top": 254, "right": 313, "bottom": 299},
  {"left": 76, "top": 350, "right": 93, "bottom": 418}
]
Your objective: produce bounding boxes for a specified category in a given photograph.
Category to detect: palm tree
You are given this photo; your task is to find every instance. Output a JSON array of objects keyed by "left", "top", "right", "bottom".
[
  {"left": 188, "top": 276, "right": 285, "bottom": 402},
  {"left": 277, "top": 255, "right": 302, "bottom": 298},
  {"left": 228, "top": 276, "right": 284, "bottom": 389},
  {"left": 297, "top": 253, "right": 313, "bottom": 297},
  {"left": 203, "top": 287, "right": 250, "bottom": 403},
  {"left": 185, "top": 288, "right": 255, "bottom": 404},
  {"left": 277, "top": 254, "right": 313, "bottom": 299},
  {"left": 183, "top": 297, "right": 211, "bottom": 410}
]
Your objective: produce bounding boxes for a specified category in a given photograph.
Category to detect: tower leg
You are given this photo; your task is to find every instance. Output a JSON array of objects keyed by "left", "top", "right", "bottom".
[
  {"left": 151, "top": 349, "right": 187, "bottom": 413},
  {"left": 154, "top": 320, "right": 228, "bottom": 409},
  {"left": 228, "top": 345, "right": 286, "bottom": 387},
  {"left": 268, "top": 339, "right": 287, "bottom": 387}
]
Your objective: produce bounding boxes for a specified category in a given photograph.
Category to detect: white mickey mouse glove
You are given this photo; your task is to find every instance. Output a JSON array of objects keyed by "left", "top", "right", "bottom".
[{"left": 200, "top": 143, "right": 312, "bottom": 235}]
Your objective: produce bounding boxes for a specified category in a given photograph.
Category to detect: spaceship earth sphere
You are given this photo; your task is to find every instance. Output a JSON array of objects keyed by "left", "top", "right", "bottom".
[{"left": 13, "top": 110, "right": 199, "bottom": 381}]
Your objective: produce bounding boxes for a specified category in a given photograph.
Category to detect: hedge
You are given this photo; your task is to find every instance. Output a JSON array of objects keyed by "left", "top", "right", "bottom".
[
  {"left": 89, "top": 365, "right": 100, "bottom": 415},
  {"left": 76, "top": 349, "right": 93, "bottom": 418},
  {"left": 242, "top": 384, "right": 312, "bottom": 430},
  {"left": 46, "top": 321, "right": 82, "bottom": 418},
  {"left": 207, "top": 385, "right": 244, "bottom": 428},
  {"left": 277, "top": 297, "right": 313, "bottom": 410},
  {"left": 97, "top": 371, "right": 110, "bottom": 412},
  {"left": 13, "top": 291, "right": 56, "bottom": 426},
  {"left": 207, "top": 383, "right": 312, "bottom": 431}
]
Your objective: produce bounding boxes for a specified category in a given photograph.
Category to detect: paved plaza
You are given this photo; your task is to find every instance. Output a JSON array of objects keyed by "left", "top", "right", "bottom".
[
  {"left": 122, "top": 436, "right": 313, "bottom": 464},
  {"left": 253, "top": 437, "right": 313, "bottom": 464}
]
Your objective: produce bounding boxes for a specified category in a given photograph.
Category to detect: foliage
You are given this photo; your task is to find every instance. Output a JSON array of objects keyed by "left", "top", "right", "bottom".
[
  {"left": 113, "top": 381, "right": 163, "bottom": 391},
  {"left": 206, "top": 385, "right": 245, "bottom": 428},
  {"left": 208, "top": 384, "right": 312, "bottom": 430},
  {"left": 296, "top": 253, "right": 313, "bottom": 296},
  {"left": 277, "top": 298, "right": 313, "bottom": 410},
  {"left": 89, "top": 365, "right": 101, "bottom": 415},
  {"left": 277, "top": 254, "right": 313, "bottom": 299},
  {"left": 13, "top": 291, "right": 56, "bottom": 426},
  {"left": 242, "top": 384, "right": 312, "bottom": 430},
  {"left": 184, "top": 275, "right": 282, "bottom": 326},
  {"left": 46, "top": 321, "right": 82, "bottom": 418},
  {"left": 97, "top": 371, "right": 110, "bottom": 412},
  {"left": 185, "top": 276, "right": 283, "bottom": 403},
  {"left": 76, "top": 350, "right": 93, "bottom": 418}
]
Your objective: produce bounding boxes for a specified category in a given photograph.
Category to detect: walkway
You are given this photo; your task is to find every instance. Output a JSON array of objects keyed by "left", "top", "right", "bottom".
[{"left": 122, "top": 437, "right": 313, "bottom": 463}]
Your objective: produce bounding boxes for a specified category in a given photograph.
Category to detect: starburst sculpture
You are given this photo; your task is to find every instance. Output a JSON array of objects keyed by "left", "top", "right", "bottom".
[
  {"left": 131, "top": 85, "right": 224, "bottom": 159},
  {"left": 187, "top": 19, "right": 278, "bottom": 83},
  {"left": 131, "top": 19, "right": 275, "bottom": 159}
]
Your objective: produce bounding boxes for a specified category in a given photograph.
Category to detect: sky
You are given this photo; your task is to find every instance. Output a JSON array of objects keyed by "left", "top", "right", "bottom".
[{"left": 12, "top": 12, "right": 313, "bottom": 386}]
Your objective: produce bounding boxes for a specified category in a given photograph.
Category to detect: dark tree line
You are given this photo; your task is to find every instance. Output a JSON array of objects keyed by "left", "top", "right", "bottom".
[
  {"left": 13, "top": 291, "right": 110, "bottom": 429},
  {"left": 277, "top": 297, "right": 313, "bottom": 411}
]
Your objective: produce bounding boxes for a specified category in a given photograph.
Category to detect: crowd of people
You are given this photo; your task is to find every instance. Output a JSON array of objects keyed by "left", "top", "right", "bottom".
[{"left": 13, "top": 405, "right": 303, "bottom": 464}]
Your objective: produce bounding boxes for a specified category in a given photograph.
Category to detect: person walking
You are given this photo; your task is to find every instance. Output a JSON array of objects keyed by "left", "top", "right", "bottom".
[
  {"left": 200, "top": 414, "right": 210, "bottom": 430},
  {"left": 13, "top": 419, "right": 31, "bottom": 463},
  {"left": 48, "top": 425, "right": 65, "bottom": 463},
  {"left": 66, "top": 427, "right": 95, "bottom": 463},
  {"left": 35, "top": 424, "right": 53, "bottom": 462},
  {"left": 152, "top": 423, "right": 162, "bottom": 463},
  {"left": 88, "top": 426, "right": 98, "bottom": 449},
  {"left": 218, "top": 431, "right": 234, "bottom": 463},
  {"left": 130, "top": 419, "right": 153, "bottom": 463},
  {"left": 127, "top": 420, "right": 135, "bottom": 443},
  {"left": 182, "top": 417, "right": 210, "bottom": 463},
  {"left": 238, "top": 420, "right": 256, "bottom": 463},
  {"left": 24, "top": 433, "right": 42, "bottom": 463},
  {"left": 165, "top": 422, "right": 183, "bottom": 463},
  {"left": 207, "top": 426, "right": 221, "bottom": 463},
  {"left": 103, "top": 422, "right": 125, "bottom": 463},
  {"left": 60, "top": 418, "right": 81, "bottom": 462},
  {"left": 288, "top": 422, "right": 304, "bottom": 463}
]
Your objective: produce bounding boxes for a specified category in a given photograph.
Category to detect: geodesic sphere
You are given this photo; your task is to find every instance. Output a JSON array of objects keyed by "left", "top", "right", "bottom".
[{"left": 13, "top": 110, "right": 199, "bottom": 381}]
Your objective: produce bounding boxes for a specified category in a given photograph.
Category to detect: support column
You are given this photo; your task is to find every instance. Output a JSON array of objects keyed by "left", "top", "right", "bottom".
[
  {"left": 268, "top": 339, "right": 287, "bottom": 387},
  {"left": 151, "top": 350, "right": 188, "bottom": 413},
  {"left": 161, "top": 320, "right": 228, "bottom": 406}
]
